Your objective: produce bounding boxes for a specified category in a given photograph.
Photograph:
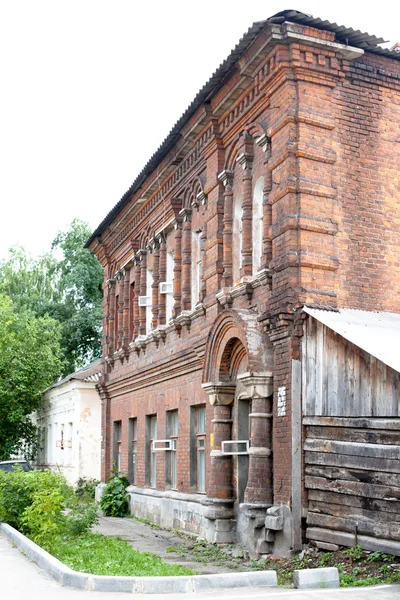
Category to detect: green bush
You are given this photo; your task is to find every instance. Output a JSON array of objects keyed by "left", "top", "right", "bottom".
[
  {"left": 100, "top": 474, "right": 130, "bottom": 517},
  {"left": 65, "top": 497, "right": 99, "bottom": 536},
  {"left": 0, "top": 468, "right": 69, "bottom": 533},
  {"left": 75, "top": 477, "right": 100, "bottom": 501},
  {"left": 0, "top": 467, "right": 98, "bottom": 546}
]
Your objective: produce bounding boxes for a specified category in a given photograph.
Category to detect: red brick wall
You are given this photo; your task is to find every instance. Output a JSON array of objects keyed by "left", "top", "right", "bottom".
[{"left": 91, "top": 21, "right": 400, "bottom": 517}]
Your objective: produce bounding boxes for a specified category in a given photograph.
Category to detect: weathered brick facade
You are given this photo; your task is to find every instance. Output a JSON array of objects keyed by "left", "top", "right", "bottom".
[{"left": 88, "top": 10, "right": 400, "bottom": 555}]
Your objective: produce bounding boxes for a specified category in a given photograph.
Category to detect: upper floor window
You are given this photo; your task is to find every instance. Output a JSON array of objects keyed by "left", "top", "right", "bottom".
[{"left": 252, "top": 176, "right": 264, "bottom": 273}]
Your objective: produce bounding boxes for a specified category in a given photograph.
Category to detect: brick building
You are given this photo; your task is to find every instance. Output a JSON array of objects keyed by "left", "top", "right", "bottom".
[{"left": 88, "top": 10, "right": 400, "bottom": 556}]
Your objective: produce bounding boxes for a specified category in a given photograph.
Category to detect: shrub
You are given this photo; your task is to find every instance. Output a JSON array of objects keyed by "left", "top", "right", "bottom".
[
  {"left": 65, "top": 497, "right": 99, "bottom": 535},
  {"left": 75, "top": 477, "right": 100, "bottom": 501},
  {"left": 0, "top": 467, "right": 69, "bottom": 533},
  {"left": 0, "top": 467, "right": 98, "bottom": 546},
  {"left": 100, "top": 474, "right": 130, "bottom": 517},
  {"left": 21, "top": 488, "right": 65, "bottom": 549}
]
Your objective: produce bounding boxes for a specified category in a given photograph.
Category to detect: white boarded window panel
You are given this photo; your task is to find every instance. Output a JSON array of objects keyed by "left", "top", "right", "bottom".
[{"left": 221, "top": 440, "right": 249, "bottom": 455}]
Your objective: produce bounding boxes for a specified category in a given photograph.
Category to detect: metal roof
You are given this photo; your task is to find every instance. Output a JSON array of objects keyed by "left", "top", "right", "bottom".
[
  {"left": 304, "top": 307, "right": 400, "bottom": 373},
  {"left": 86, "top": 9, "right": 400, "bottom": 248},
  {"left": 43, "top": 358, "right": 102, "bottom": 393}
]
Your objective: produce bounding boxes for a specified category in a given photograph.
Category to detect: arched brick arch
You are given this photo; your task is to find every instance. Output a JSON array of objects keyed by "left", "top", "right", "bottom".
[
  {"left": 224, "top": 136, "right": 241, "bottom": 172},
  {"left": 202, "top": 308, "right": 273, "bottom": 383},
  {"left": 139, "top": 226, "right": 152, "bottom": 248}
]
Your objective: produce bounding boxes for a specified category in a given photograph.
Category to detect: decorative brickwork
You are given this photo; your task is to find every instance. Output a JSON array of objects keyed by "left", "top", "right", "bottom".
[{"left": 89, "top": 14, "right": 400, "bottom": 555}]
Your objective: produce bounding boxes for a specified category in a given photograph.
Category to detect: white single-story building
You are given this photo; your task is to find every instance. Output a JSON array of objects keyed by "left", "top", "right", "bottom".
[{"left": 33, "top": 359, "right": 102, "bottom": 486}]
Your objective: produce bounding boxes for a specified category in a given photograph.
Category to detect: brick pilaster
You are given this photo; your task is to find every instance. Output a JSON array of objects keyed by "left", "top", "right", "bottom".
[
  {"left": 180, "top": 208, "right": 192, "bottom": 311},
  {"left": 172, "top": 219, "right": 182, "bottom": 318},
  {"left": 158, "top": 233, "right": 167, "bottom": 325},
  {"left": 151, "top": 239, "right": 160, "bottom": 329},
  {"left": 237, "top": 132, "right": 254, "bottom": 277},
  {"left": 218, "top": 170, "right": 234, "bottom": 287}
]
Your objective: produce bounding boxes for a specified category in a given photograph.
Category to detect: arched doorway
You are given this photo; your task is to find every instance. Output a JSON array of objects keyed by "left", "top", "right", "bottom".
[{"left": 202, "top": 309, "right": 273, "bottom": 547}]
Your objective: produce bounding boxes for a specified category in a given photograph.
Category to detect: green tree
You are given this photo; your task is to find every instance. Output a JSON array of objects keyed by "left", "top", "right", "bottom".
[
  {"left": 0, "top": 294, "right": 63, "bottom": 459},
  {"left": 0, "top": 219, "right": 103, "bottom": 376}
]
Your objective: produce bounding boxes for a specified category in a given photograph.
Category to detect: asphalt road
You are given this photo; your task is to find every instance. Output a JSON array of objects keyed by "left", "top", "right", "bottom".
[{"left": 1, "top": 534, "right": 400, "bottom": 600}]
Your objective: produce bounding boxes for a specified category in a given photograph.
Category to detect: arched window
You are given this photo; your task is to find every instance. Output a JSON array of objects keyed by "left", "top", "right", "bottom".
[
  {"left": 233, "top": 193, "right": 243, "bottom": 283},
  {"left": 252, "top": 177, "right": 264, "bottom": 273}
]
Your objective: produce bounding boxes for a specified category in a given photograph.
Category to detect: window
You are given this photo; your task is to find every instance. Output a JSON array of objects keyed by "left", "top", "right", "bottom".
[
  {"left": 190, "top": 405, "right": 206, "bottom": 493},
  {"left": 113, "top": 420, "right": 122, "bottom": 472},
  {"left": 146, "top": 415, "right": 157, "bottom": 488},
  {"left": 191, "top": 230, "right": 202, "bottom": 309},
  {"left": 66, "top": 422, "right": 73, "bottom": 466},
  {"left": 166, "top": 411, "right": 178, "bottom": 489},
  {"left": 47, "top": 424, "right": 52, "bottom": 464},
  {"left": 128, "top": 418, "right": 138, "bottom": 485},
  {"left": 233, "top": 193, "right": 243, "bottom": 282},
  {"left": 252, "top": 176, "right": 264, "bottom": 273}
]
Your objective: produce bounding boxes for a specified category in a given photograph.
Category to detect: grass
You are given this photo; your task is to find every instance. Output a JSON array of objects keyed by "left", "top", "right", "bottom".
[
  {"left": 167, "top": 539, "right": 231, "bottom": 566},
  {"left": 48, "top": 532, "right": 195, "bottom": 577},
  {"left": 251, "top": 545, "right": 400, "bottom": 588}
]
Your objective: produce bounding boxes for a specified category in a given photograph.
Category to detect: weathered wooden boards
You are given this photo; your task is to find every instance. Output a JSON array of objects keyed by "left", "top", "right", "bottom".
[
  {"left": 302, "top": 318, "right": 400, "bottom": 417},
  {"left": 305, "top": 418, "right": 400, "bottom": 554}
]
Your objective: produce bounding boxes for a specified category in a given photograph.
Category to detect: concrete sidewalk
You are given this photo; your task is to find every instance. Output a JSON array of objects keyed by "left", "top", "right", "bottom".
[
  {"left": 94, "top": 515, "right": 244, "bottom": 574},
  {"left": 1, "top": 533, "right": 400, "bottom": 600}
]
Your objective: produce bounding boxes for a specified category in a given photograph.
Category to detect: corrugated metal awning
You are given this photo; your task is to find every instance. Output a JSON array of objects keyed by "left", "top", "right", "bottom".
[{"left": 303, "top": 307, "right": 400, "bottom": 373}]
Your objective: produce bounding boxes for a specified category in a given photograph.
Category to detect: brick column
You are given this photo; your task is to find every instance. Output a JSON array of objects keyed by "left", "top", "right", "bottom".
[
  {"left": 218, "top": 170, "right": 234, "bottom": 287},
  {"left": 202, "top": 382, "right": 236, "bottom": 543},
  {"left": 116, "top": 274, "right": 124, "bottom": 349},
  {"left": 107, "top": 279, "right": 116, "bottom": 356},
  {"left": 172, "top": 219, "right": 182, "bottom": 318},
  {"left": 237, "top": 373, "right": 273, "bottom": 504},
  {"left": 237, "top": 133, "right": 254, "bottom": 277},
  {"left": 202, "top": 383, "right": 236, "bottom": 500},
  {"left": 200, "top": 224, "right": 207, "bottom": 302},
  {"left": 180, "top": 208, "right": 192, "bottom": 311},
  {"left": 256, "top": 134, "right": 272, "bottom": 269},
  {"left": 150, "top": 238, "right": 160, "bottom": 329},
  {"left": 158, "top": 233, "right": 167, "bottom": 326},
  {"left": 132, "top": 257, "right": 140, "bottom": 340},
  {"left": 138, "top": 249, "right": 147, "bottom": 336},
  {"left": 122, "top": 267, "right": 130, "bottom": 350}
]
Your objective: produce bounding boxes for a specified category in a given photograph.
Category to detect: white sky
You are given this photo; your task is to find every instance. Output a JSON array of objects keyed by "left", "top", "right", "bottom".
[{"left": 1, "top": 0, "right": 399, "bottom": 259}]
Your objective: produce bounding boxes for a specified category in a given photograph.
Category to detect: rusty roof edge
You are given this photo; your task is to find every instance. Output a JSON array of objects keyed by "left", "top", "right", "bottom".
[
  {"left": 86, "top": 9, "right": 400, "bottom": 249},
  {"left": 85, "top": 20, "right": 267, "bottom": 248}
]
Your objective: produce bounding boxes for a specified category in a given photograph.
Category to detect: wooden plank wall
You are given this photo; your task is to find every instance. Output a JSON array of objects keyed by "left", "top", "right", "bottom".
[
  {"left": 303, "top": 317, "right": 400, "bottom": 553},
  {"left": 302, "top": 318, "right": 400, "bottom": 417},
  {"left": 304, "top": 417, "right": 400, "bottom": 553}
]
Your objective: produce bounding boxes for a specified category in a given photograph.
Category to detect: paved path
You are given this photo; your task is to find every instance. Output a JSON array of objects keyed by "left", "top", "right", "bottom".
[
  {"left": 1, "top": 534, "right": 400, "bottom": 600},
  {"left": 94, "top": 515, "right": 234, "bottom": 574}
]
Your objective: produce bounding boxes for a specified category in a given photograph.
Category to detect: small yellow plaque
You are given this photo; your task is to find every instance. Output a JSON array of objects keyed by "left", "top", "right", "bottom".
[{"left": 210, "top": 433, "right": 214, "bottom": 448}]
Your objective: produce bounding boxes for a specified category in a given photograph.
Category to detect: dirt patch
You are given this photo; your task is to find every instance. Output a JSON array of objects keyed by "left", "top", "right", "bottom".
[{"left": 252, "top": 545, "right": 400, "bottom": 587}]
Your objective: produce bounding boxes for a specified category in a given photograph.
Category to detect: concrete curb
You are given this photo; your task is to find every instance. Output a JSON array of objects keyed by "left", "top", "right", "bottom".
[
  {"left": 0, "top": 523, "right": 278, "bottom": 593},
  {"left": 294, "top": 567, "right": 340, "bottom": 589}
]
